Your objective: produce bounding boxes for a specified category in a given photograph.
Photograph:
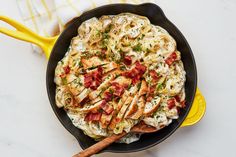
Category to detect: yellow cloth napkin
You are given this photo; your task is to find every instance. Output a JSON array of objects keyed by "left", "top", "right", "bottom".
[
  {"left": 17, "top": 0, "right": 157, "bottom": 53},
  {"left": 17, "top": 0, "right": 155, "bottom": 36}
]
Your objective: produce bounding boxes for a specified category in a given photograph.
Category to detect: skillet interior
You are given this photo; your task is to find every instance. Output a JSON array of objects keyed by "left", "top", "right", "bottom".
[{"left": 46, "top": 3, "right": 197, "bottom": 153}]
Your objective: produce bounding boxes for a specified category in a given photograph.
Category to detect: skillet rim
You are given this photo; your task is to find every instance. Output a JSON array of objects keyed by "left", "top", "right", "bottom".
[{"left": 46, "top": 3, "right": 197, "bottom": 153}]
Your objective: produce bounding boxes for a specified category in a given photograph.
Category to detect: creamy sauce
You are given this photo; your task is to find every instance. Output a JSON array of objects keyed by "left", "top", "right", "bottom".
[{"left": 54, "top": 13, "right": 186, "bottom": 144}]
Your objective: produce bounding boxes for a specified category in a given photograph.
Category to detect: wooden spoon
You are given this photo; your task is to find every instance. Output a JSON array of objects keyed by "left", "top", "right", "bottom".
[{"left": 73, "top": 122, "right": 157, "bottom": 157}]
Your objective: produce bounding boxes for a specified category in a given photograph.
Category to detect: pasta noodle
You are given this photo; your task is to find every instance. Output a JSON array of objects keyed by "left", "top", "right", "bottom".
[{"left": 54, "top": 13, "right": 186, "bottom": 143}]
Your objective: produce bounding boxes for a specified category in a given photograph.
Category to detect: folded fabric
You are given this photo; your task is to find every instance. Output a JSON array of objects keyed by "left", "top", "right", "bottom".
[{"left": 16, "top": 0, "right": 157, "bottom": 53}]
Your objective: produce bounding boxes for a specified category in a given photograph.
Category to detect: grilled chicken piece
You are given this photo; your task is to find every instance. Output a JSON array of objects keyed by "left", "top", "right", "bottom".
[
  {"left": 143, "top": 96, "right": 161, "bottom": 116},
  {"left": 100, "top": 108, "right": 115, "bottom": 128},
  {"left": 108, "top": 95, "right": 128, "bottom": 130},
  {"left": 124, "top": 95, "right": 139, "bottom": 118},
  {"left": 124, "top": 80, "right": 148, "bottom": 118},
  {"left": 81, "top": 56, "right": 109, "bottom": 69},
  {"left": 116, "top": 91, "right": 129, "bottom": 111},
  {"left": 102, "top": 69, "right": 122, "bottom": 78},
  {"left": 102, "top": 62, "right": 118, "bottom": 73},
  {"left": 89, "top": 97, "right": 102, "bottom": 104},
  {"left": 109, "top": 96, "right": 133, "bottom": 130},
  {"left": 78, "top": 100, "right": 103, "bottom": 113},
  {"left": 89, "top": 74, "right": 115, "bottom": 100},
  {"left": 129, "top": 96, "right": 145, "bottom": 119},
  {"left": 68, "top": 76, "right": 85, "bottom": 95},
  {"left": 112, "top": 76, "right": 131, "bottom": 87},
  {"left": 99, "top": 75, "right": 131, "bottom": 99},
  {"left": 68, "top": 85, "right": 85, "bottom": 96},
  {"left": 74, "top": 88, "right": 91, "bottom": 103},
  {"left": 138, "top": 80, "right": 148, "bottom": 96}
]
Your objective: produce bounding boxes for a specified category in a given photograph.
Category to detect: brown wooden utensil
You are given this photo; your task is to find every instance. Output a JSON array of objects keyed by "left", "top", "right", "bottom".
[{"left": 73, "top": 122, "right": 157, "bottom": 157}]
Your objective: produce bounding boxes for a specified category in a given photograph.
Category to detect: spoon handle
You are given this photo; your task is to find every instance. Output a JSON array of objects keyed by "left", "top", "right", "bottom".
[{"left": 73, "top": 132, "right": 126, "bottom": 157}]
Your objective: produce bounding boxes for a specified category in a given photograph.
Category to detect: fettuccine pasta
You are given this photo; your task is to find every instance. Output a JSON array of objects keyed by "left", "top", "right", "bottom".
[{"left": 54, "top": 13, "right": 186, "bottom": 143}]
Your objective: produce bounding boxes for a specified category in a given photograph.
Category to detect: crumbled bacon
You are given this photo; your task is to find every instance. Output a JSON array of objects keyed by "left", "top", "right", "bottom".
[
  {"left": 132, "top": 76, "right": 140, "bottom": 85},
  {"left": 111, "top": 82, "right": 125, "bottom": 97},
  {"left": 89, "top": 81, "right": 99, "bottom": 90},
  {"left": 149, "top": 86, "right": 156, "bottom": 94},
  {"left": 97, "top": 66, "right": 103, "bottom": 75},
  {"left": 84, "top": 74, "right": 93, "bottom": 88},
  {"left": 103, "top": 91, "right": 113, "bottom": 101},
  {"left": 174, "top": 95, "right": 181, "bottom": 102},
  {"left": 63, "top": 66, "right": 70, "bottom": 74},
  {"left": 79, "top": 97, "right": 89, "bottom": 106},
  {"left": 84, "top": 112, "right": 102, "bottom": 121},
  {"left": 165, "top": 52, "right": 177, "bottom": 66},
  {"left": 100, "top": 100, "right": 114, "bottom": 114},
  {"left": 149, "top": 70, "right": 159, "bottom": 80},
  {"left": 146, "top": 85, "right": 155, "bottom": 102},
  {"left": 101, "top": 48, "right": 107, "bottom": 54},
  {"left": 122, "top": 61, "right": 147, "bottom": 85},
  {"left": 123, "top": 55, "right": 132, "bottom": 65},
  {"left": 167, "top": 98, "right": 176, "bottom": 109},
  {"left": 114, "top": 117, "right": 121, "bottom": 123},
  {"left": 84, "top": 66, "right": 103, "bottom": 90},
  {"left": 111, "top": 82, "right": 119, "bottom": 87},
  {"left": 123, "top": 68, "right": 139, "bottom": 78},
  {"left": 180, "top": 100, "right": 186, "bottom": 108},
  {"left": 146, "top": 96, "right": 153, "bottom": 102},
  {"left": 59, "top": 73, "right": 66, "bottom": 78},
  {"left": 174, "top": 95, "right": 185, "bottom": 108},
  {"left": 123, "top": 83, "right": 129, "bottom": 89},
  {"left": 135, "top": 61, "right": 146, "bottom": 74}
]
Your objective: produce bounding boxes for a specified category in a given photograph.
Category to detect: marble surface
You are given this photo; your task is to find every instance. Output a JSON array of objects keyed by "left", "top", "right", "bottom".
[{"left": 1, "top": 0, "right": 236, "bottom": 157}]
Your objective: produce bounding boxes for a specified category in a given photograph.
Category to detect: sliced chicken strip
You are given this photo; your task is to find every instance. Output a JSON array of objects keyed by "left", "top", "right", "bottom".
[
  {"left": 78, "top": 100, "right": 103, "bottom": 113},
  {"left": 143, "top": 96, "right": 161, "bottom": 116},
  {"left": 138, "top": 80, "right": 148, "bottom": 96},
  {"left": 102, "top": 62, "right": 118, "bottom": 73},
  {"left": 89, "top": 74, "right": 115, "bottom": 100},
  {"left": 112, "top": 76, "right": 131, "bottom": 86},
  {"left": 116, "top": 90, "right": 129, "bottom": 111},
  {"left": 109, "top": 96, "right": 133, "bottom": 130},
  {"left": 100, "top": 113, "right": 114, "bottom": 129},
  {"left": 68, "top": 76, "right": 85, "bottom": 96},
  {"left": 74, "top": 88, "right": 91, "bottom": 103},
  {"left": 124, "top": 95, "right": 139, "bottom": 118},
  {"left": 129, "top": 96, "right": 145, "bottom": 119},
  {"left": 81, "top": 56, "right": 109, "bottom": 69}
]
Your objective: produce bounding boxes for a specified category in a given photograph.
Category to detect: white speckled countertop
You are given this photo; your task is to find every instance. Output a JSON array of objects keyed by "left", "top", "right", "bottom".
[{"left": 1, "top": 0, "right": 236, "bottom": 157}]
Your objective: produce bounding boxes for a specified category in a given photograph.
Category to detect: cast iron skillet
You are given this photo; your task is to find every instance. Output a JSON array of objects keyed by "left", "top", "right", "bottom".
[{"left": 46, "top": 3, "right": 197, "bottom": 153}]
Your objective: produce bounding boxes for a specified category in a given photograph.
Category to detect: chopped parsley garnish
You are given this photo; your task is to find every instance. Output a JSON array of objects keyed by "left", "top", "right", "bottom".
[
  {"left": 98, "top": 108, "right": 103, "bottom": 113},
  {"left": 101, "top": 31, "right": 110, "bottom": 48},
  {"left": 96, "top": 30, "right": 101, "bottom": 37},
  {"left": 109, "top": 88, "right": 114, "bottom": 94},
  {"left": 133, "top": 43, "right": 142, "bottom": 52},
  {"left": 96, "top": 50, "right": 101, "bottom": 56},
  {"left": 156, "top": 83, "right": 163, "bottom": 90},
  {"left": 87, "top": 65, "right": 97, "bottom": 70},
  {"left": 61, "top": 77, "right": 67, "bottom": 85},
  {"left": 105, "top": 24, "right": 113, "bottom": 33},
  {"left": 137, "top": 82, "right": 142, "bottom": 90},
  {"left": 96, "top": 50, "right": 106, "bottom": 59},
  {"left": 120, "top": 65, "right": 126, "bottom": 71},
  {"left": 77, "top": 78, "right": 83, "bottom": 86},
  {"left": 141, "top": 34, "right": 145, "bottom": 39},
  {"left": 115, "top": 74, "right": 121, "bottom": 78},
  {"left": 103, "top": 32, "right": 109, "bottom": 39},
  {"left": 78, "top": 61, "right": 83, "bottom": 67},
  {"left": 81, "top": 52, "right": 92, "bottom": 59},
  {"left": 127, "top": 84, "right": 132, "bottom": 90},
  {"left": 101, "top": 39, "right": 108, "bottom": 48}
]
